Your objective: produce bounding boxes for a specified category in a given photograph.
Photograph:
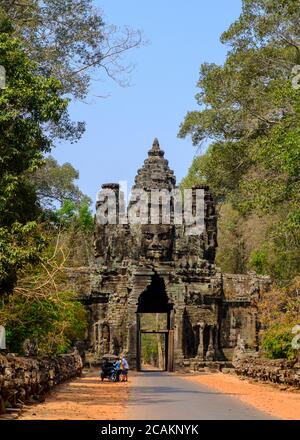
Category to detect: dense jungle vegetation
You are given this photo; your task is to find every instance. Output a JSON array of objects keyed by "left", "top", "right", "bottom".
[{"left": 179, "top": 0, "right": 300, "bottom": 359}]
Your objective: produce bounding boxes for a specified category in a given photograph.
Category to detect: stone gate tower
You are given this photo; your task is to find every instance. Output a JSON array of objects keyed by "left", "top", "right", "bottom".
[{"left": 82, "top": 139, "right": 270, "bottom": 370}]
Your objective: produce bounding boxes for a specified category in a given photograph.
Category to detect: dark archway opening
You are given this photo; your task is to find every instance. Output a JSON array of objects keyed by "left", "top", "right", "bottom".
[
  {"left": 137, "top": 274, "right": 174, "bottom": 372},
  {"left": 137, "top": 274, "right": 172, "bottom": 314}
]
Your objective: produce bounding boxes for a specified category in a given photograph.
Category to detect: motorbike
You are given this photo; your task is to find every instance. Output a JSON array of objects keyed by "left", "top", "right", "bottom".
[{"left": 99, "top": 354, "right": 119, "bottom": 382}]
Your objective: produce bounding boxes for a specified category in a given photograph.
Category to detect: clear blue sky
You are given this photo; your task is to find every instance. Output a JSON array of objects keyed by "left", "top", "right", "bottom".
[{"left": 53, "top": 0, "right": 242, "bottom": 204}]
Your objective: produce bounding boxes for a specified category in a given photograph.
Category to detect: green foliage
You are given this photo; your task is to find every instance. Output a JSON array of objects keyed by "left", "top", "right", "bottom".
[
  {"left": 257, "top": 278, "right": 300, "bottom": 359},
  {"left": 0, "top": 2, "right": 139, "bottom": 356},
  {"left": 0, "top": 19, "right": 75, "bottom": 294},
  {"left": 56, "top": 200, "right": 94, "bottom": 234},
  {"left": 1, "top": 0, "right": 142, "bottom": 100},
  {"left": 77, "top": 203, "right": 94, "bottom": 233},
  {"left": 53, "top": 199, "right": 94, "bottom": 267},
  {"left": 0, "top": 236, "right": 88, "bottom": 355},
  {"left": 141, "top": 334, "right": 159, "bottom": 365},
  {"left": 140, "top": 314, "right": 165, "bottom": 368},
  {"left": 215, "top": 203, "right": 247, "bottom": 273},
  {"left": 179, "top": 0, "right": 300, "bottom": 281},
  {"left": 180, "top": 0, "right": 300, "bottom": 360},
  {"left": 56, "top": 200, "right": 77, "bottom": 224},
  {"left": 262, "top": 327, "right": 296, "bottom": 360},
  {"left": 181, "top": 141, "right": 251, "bottom": 203},
  {"left": 32, "top": 156, "right": 90, "bottom": 210},
  {"left": 0, "top": 222, "right": 46, "bottom": 295},
  {"left": 2, "top": 291, "right": 87, "bottom": 355},
  {"left": 248, "top": 250, "right": 267, "bottom": 275},
  {"left": 0, "top": 23, "right": 70, "bottom": 185},
  {"left": 180, "top": 156, "right": 207, "bottom": 191}
]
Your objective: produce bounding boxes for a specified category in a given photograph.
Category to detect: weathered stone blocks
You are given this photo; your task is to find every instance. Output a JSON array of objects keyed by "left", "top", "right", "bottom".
[
  {"left": 0, "top": 352, "right": 83, "bottom": 414},
  {"left": 235, "top": 356, "right": 300, "bottom": 389}
]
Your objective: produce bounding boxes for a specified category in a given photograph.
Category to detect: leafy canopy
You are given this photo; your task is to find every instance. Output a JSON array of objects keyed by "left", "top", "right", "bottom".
[
  {"left": 31, "top": 156, "right": 91, "bottom": 210},
  {"left": 179, "top": 0, "right": 300, "bottom": 281},
  {"left": 0, "top": 19, "right": 72, "bottom": 293},
  {"left": 1, "top": 0, "right": 142, "bottom": 100}
]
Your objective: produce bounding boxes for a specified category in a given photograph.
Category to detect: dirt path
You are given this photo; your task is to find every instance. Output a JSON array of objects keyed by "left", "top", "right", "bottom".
[
  {"left": 19, "top": 370, "right": 300, "bottom": 420},
  {"left": 20, "top": 369, "right": 129, "bottom": 420},
  {"left": 183, "top": 373, "right": 300, "bottom": 420}
]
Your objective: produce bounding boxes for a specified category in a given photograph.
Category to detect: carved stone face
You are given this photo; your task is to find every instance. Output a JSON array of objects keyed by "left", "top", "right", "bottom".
[{"left": 141, "top": 224, "right": 173, "bottom": 260}]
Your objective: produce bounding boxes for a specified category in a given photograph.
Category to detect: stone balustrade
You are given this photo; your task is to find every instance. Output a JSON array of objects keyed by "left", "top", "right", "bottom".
[
  {"left": 235, "top": 355, "right": 300, "bottom": 389},
  {"left": 0, "top": 351, "right": 83, "bottom": 414}
]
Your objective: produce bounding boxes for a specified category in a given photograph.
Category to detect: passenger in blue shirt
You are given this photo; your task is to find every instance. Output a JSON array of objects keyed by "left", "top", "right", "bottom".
[
  {"left": 121, "top": 356, "right": 129, "bottom": 382},
  {"left": 114, "top": 358, "right": 122, "bottom": 382}
]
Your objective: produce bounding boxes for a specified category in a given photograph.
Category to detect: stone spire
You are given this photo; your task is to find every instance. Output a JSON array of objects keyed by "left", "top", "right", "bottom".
[
  {"left": 150, "top": 137, "right": 160, "bottom": 153},
  {"left": 133, "top": 138, "right": 176, "bottom": 190}
]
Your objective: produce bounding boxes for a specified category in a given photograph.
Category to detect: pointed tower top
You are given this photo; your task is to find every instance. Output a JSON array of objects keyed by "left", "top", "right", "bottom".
[
  {"left": 148, "top": 137, "right": 164, "bottom": 157},
  {"left": 152, "top": 137, "right": 160, "bottom": 151},
  {"left": 133, "top": 138, "right": 176, "bottom": 190}
]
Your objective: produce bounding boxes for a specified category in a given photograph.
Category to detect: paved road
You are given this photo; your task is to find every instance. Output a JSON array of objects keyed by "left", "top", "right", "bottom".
[{"left": 125, "top": 372, "right": 275, "bottom": 420}]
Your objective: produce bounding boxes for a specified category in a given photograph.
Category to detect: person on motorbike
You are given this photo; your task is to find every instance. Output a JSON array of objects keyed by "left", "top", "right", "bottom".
[{"left": 113, "top": 358, "right": 122, "bottom": 382}]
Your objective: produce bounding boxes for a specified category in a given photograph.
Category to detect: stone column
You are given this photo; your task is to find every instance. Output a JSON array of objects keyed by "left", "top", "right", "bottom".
[
  {"left": 102, "top": 323, "right": 110, "bottom": 354},
  {"left": 127, "top": 307, "right": 138, "bottom": 369},
  {"left": 205, "top": 325, "right": 215, "bottom": 361},
  {"left": 127, "top": 273, "right": 153, "bottom": 369},
  {"left": 197, "top": 321, "right": 205, "bottom": 359},
  {"left": 174, "top": 307, "right": 185, "bottom": 367},
  {"left": 93, "top": 322, "right": 100, "bottom": 354},
  {"left": 109, "top": 324, "right": 116, "bottom": 354},
  {"left": 213, "top": 323, "right": 221, "bottom": 360}
]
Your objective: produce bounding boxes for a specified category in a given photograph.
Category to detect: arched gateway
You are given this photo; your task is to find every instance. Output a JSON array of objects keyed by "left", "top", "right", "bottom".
[
  {"left": 137, "top": 274, "right": 174, "bottom": 371},
  {"left": 82, "top": 138, "right": 270, "bottom": 371}
]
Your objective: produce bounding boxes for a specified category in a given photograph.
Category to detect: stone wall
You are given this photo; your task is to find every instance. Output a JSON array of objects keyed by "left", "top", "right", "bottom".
[
  {"left": 0, "top": 351, "right": 83, "bottom": 414},
  {"left": 220, "top": 273, "right": 271, "bottom": 360},
  {"left": 222, "top": 273, "right": 271, "bottom": 302},
  {"left": 235, "top": 355, "right": 300, "bottom": 389}
]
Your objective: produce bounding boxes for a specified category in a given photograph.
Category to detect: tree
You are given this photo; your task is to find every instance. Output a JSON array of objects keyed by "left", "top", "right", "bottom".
[
  {"left": 257, "top": 277, "right": 300, "bottom": 360},
  {"left": 0, "top": 19, "right": 73, "bottom": 294},
  {"left": 215, "top": 203, "right": 247, "bottom": 274},
  {"left": 1, "top": 0, "right": 143, "bottom": 100},
  {"left": 179, "top": 0, "right": 300, "bottom": 281},
  {"left": 179, "top": 0, "right": 299, "bottom": 146},
  {"left": 0, "top": 2, "right": 143, "bottom": 354},
  {"left": 0, "top": 222, "right": 46, "bottom": 297},
  {"left": 31, "top": 156, "right": 90, "bottom": 210},
  {"left": 180, "top": 141, "right": 251, "bottom": 203},
  {"left": 55, "top": 199, "right": 94, "bottom": 267},
  {"left": 0, "top": 237, "right": 88, "bottom": 355}
]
